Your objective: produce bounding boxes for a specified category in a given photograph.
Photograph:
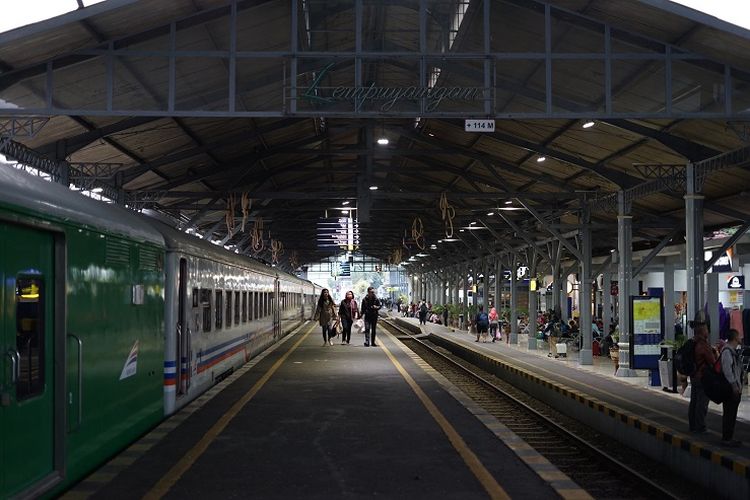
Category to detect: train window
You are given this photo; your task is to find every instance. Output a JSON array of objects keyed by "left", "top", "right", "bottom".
[
  {"left": 215, "top": 290, "right": 223, "bottom": 329},
  {"left": 225, "top": 290, "right": 232, "bottom": 328},
  {"left": 193, "top": 288, "right": 199, "bottom": 307},
  {"left": 234, "top": 291, "right": 240, "bottom": 325},
  {"left": 200, "top": 289, "right": 212, "bottom": 332},
  {"left": 15, "top": 276, "right": 45, "bottom": 400},
  {"left": 241, "top": 291, "right": 247, "bottom": 323},
  {"left": 253, "top": 291, "right": 259, "bottom": 320}
]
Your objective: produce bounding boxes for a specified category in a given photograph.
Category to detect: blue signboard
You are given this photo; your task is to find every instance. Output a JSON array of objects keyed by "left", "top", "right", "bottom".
[{"left": 629, "top": 296, "right": 664, "bottom": 370}]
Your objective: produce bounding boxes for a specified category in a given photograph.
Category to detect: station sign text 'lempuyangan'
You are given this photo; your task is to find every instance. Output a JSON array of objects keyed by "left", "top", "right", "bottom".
[{"left": 303, "top": 63, "right": 482, "bottom": 112}]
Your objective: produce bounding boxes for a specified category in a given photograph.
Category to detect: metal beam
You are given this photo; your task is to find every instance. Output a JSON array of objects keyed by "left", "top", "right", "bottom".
[
  {"left": 632, "top": 227, "right": 682, "bottom": 278},
  {"left": 703, "top": 221, "right": 750, "bottom": 273}
]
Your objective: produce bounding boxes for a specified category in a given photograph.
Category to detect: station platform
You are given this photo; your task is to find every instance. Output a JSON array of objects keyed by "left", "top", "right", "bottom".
[
  {"left": 393, "top": 315, "right": 750, "bottom": 499},
  {"left": 61, "top": 321, "right": 584, "bottom": 500}
]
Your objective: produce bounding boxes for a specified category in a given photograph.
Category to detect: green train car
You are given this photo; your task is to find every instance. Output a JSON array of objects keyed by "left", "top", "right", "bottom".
[{"left": 0, "top": 167, "right": 318, "bottom": 499}]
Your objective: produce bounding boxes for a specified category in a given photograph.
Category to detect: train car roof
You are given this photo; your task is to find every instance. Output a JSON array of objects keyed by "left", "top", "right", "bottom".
[
  {"left": 0, "top": 166, "right": 164, "bottom": 245},
  {"left": 149, "top": 218, "right": 309, "bottom": 284}
]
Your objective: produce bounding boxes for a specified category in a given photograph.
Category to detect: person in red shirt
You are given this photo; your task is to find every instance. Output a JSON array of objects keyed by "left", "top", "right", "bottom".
[{"left": 688, "top": 311, "right": 718, "bottom": 434}]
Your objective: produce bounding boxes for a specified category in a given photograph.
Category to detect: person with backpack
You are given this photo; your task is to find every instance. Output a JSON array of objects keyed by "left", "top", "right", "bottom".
[
  {"left": 720, "top": 329, "right": 743, "bottom": 446},
  {"left": 687, "top": 311, "right": 717, "bottom": 434},
  {"left": 475, "top": 305, "right": 490, "bottom": 342},
  {"left": 418, "top": 300, "right": 428, "bottom": 325}
]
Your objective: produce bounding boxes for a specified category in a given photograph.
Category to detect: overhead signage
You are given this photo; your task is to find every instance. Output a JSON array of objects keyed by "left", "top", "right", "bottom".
[
  {"left": 316, "top": 216, "right": 358, "bottom": 250},
  {"left": 727, "top": 275, "right": 745, "bottom": 289},
  {"left": 516, "top": 266, "right": 529, "bottom": 279},
  {"left": 465, "top": 119, "right": 495, "bottom": 132},
  {"left": 303, "top": 63, "right": 482, "bottom": 112},
  {"left": 707, "top": 249, "right": 733, "bottom": 272}
]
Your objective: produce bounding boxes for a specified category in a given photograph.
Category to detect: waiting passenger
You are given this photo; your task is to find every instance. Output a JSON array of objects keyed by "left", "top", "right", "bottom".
[
  {"left": 313, "top": 288, "right": 338, "bottom": 346},
  {"left": 338, "top": 290, "right": 360, "bottom": 346},
  {"left": 418, "top": 300, "right": 428, "bottom": 325},
  {"left": 361, "top": 287, "right": 382, "bottom": 347},
  {"left": 720, "top": 329, "right": 743, "bottom": 447},
  {"left": 475, "top": 305, "right": 489, "bottom": 342},
  {"left": 489, "top": 307, "right": 500, "bottom": 342},
  {"left": 688, "top": 312, "right": 716, "bottom": 434}
]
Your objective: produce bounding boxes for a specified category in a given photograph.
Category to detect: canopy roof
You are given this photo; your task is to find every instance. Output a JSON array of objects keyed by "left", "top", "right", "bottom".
[{"left": 1, "top": 0, "right": 749, "bottom": 271}]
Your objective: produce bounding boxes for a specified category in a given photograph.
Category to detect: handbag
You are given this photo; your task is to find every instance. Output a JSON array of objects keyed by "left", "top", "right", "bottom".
[
  {"left": 328, "top": 321, "right": 339, "bottom": 339},
  {"left": 352, "top": 318, "right": 365, "bottom": 335}
]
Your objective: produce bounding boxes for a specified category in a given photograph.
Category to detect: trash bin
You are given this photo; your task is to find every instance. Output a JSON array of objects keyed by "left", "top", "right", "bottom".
[{"left": 659, "top": 345, "right": 676, "bottom": 393}]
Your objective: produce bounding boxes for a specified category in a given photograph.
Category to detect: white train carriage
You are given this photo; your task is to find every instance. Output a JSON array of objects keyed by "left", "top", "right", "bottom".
[{"left": 154, "top": 222, "right": 315, "bottom": 415}]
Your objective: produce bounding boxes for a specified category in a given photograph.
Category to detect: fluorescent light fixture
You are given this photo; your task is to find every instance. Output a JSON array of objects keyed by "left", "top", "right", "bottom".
[
  {"left": 486, "top": 212, "right": 494, "bottom": 216},
  {"left": 442, "top": 238, "right": 460, "bottom": 242},
  {"left": 459, "top": 229, "right": 465, "bottom": 232},
  {"left": 417, "top": 253, "right": 429, "bottom": 257},
  {"left": 430, "top": 244, "right": 437, "bottom": 249},
  {"left": 369, "top": 185, "right": 378, "bottom": 190},
  {"left": 341, "top": 210, "right": 349, "bottom": 214},
  {"left": 342, "top": 201, "right": 350, "bottom": 205},
  {"left": 536, "top": 156, "right": 546, "bottom": 162},
  {"left": 582, "top": 120, "right": 595, "bottom": 129},
  {"left": 505, "top": 200, "right": 513, "bottom": 205},
  {"left": 92, "top": 187, "right": 104, "bottom": 193},
  {"left": 377, "top": 137, "right": 389, "bottom": 145},
  {"left": 498, "top": 207, "right": 525, "bottom": 211},
  {"left": 470, "top": 221, "right": 476, "bottom": 225}
]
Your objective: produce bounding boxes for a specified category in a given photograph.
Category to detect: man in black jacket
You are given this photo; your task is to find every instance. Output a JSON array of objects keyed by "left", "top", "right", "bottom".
[{"left": 361, "top": 287, "right": 382, "bottom": 347}]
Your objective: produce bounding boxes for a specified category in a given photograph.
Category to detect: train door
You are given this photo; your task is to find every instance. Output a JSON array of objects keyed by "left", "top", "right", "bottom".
[
  {"left": 177, "top": 258, "right": 190, "bottom": 395},
  {"left": 273, "top": 280, "right": 281, "bottom": 338},
  {"left": 0, "top": 223, "right": 55, "bottom": 497}
]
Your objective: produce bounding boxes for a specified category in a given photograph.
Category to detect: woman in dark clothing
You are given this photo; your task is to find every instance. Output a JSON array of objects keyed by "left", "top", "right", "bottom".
[
  {"left": 338, "top": 290, "right": 360, "bottom": 345},
  {"left": 313, "top": 288, "right": 338, "bottom": 346}
]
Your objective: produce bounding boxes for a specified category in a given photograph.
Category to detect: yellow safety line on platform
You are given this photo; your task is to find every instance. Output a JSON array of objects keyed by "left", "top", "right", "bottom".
[
  {"left": 143, "top": 324, "right": 314, "bottom": 500},
  {"left": 377, "top": 342, "right": 510, "bottom": 500}
]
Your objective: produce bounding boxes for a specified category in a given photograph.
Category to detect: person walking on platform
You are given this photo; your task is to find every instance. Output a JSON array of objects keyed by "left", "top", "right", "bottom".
[
  {"left": 361, "top": 287, "right": 382, "bottom": 347},
  {"left": 545, "top": 315, "right": 561, "bottom": 358},
  {"left": 721, "top": 329, "right": 743, "bottom": 446},
  {"left": 338, "top": 290, "right": 360, "bottom": 345},
  {"left": 689, "top": 312, "right": 717, "bottom": 434},
  {"left": 442, "top": 305, "right": 449, "bottom": 327},
  {"left": 313, "top": 288, "right": 338, "bottom": 346}
]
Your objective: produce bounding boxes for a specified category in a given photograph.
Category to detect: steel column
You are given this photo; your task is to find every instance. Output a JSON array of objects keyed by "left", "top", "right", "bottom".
[
  {"left": 603, "top": 272, "right": 612, "bottom": 339},
  {"left": 685, "top": 161, "right": 705, "bottom": 335},
  {"left": 579, "top": 202, "right": 593, "bottom": 365},
  {"left": 510, "top": 260, "right": 518, "bottom": 344},
  {"left": 706, "top": 272, "right": 719, "bottom": 345},
  {"left": 616, "top": 191, "right": 637, "bottom": 376},
  {"left": 663, "top": 264, "right": 675, "bottom": 341}
]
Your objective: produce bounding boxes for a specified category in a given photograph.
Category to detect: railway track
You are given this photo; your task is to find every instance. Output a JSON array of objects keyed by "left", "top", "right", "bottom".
[{"left": 382, "top": 319, "right": 710, "bottom": 500}]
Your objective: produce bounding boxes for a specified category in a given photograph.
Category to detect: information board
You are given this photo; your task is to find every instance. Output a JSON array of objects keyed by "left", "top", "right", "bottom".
[{"left": 629, "top": 296, "right": 664, "bottom": 370}]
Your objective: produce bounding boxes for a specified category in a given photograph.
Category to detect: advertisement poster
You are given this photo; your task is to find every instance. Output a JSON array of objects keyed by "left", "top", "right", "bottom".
[{"left": 630, "top": 296, "right": 664, "bottom": 370}]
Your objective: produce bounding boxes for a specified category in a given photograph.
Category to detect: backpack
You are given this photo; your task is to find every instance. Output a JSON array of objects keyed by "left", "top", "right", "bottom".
[
  {"left": 674, "top": 338, "right": 697, "bottom": 376},
  {"left": 477, "top": 312, "right": 489, "bottom": 326},
  {"left": 420, "top": 303, "right": 428, "bottom": 314}
]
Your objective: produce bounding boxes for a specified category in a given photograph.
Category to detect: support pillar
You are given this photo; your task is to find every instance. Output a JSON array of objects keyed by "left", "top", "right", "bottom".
[
  {"left": 472, "top": 262, "right": 478, "bottom": 308},
  {"left": 579, "top": 202, "right": 593, "bottom": 365},
  {"left": 663, "top": 264, "right": 675, "bottom": 341},
  {"left": 481, "top": 259, "right": 489, "bottom": 307},
  {"left": 603, "top": 272, "right": 612, "bottom": 336},
  {"left": 528, "top": 261, "right": 538, "bottom": 350},
  {"left": 706, "top": 272, "right": 719, "bottom": 344},
  {"left": 510, "top": 261, "right": 519, "bottom": 344},
  {"left": 685, "top": 161, "right": 705, "bottom": 335},
  {"left": 616, "top": 191, "right": 637, "bottom": 376}
]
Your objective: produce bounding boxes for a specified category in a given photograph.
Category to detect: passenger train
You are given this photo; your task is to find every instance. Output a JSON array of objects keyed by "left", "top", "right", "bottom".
[{"left": 0, "top": 166, "right": 320, "bottom": 499}]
